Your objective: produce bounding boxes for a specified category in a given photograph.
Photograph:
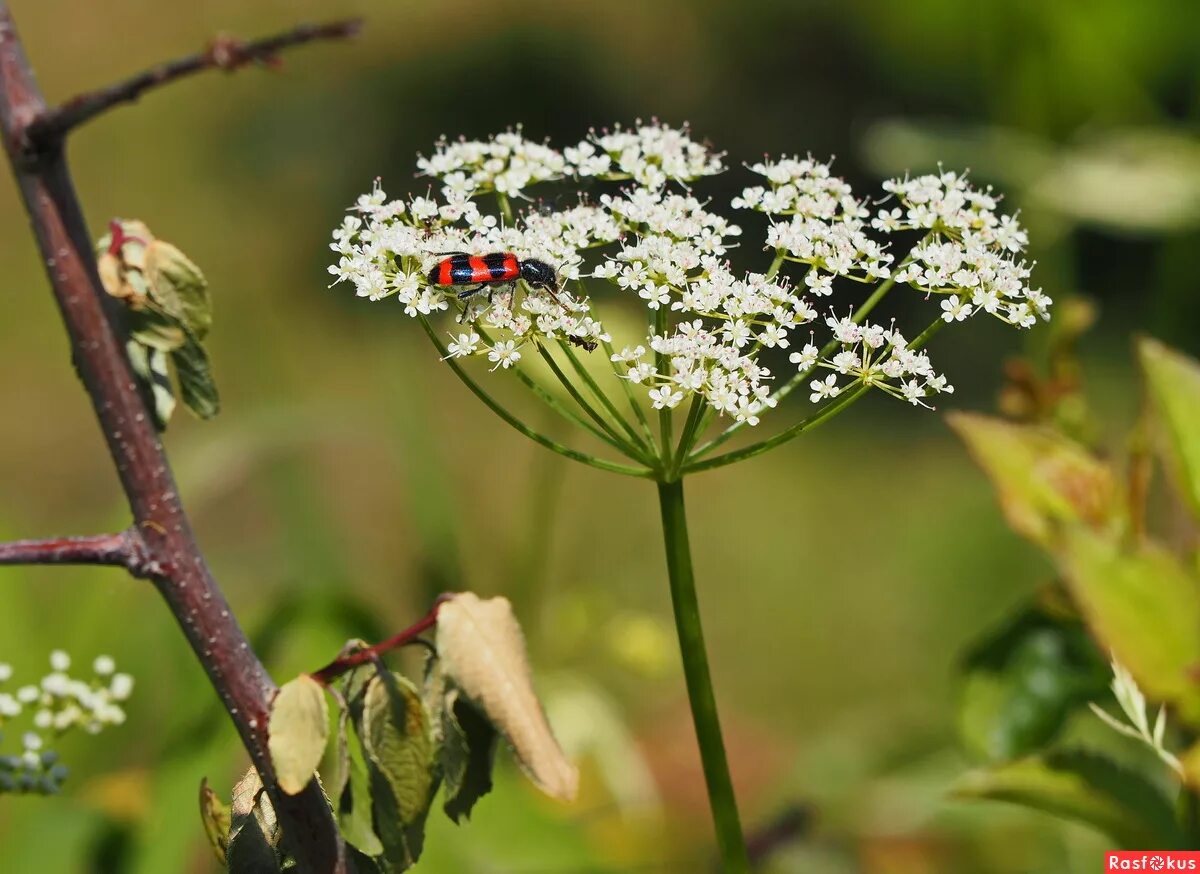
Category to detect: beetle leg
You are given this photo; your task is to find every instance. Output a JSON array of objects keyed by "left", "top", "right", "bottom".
[{"left": 457, "top": 284, "right": 487, "bottom": 300}]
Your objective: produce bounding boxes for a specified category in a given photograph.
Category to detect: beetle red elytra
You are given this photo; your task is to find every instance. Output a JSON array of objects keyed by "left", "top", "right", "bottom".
[{"left": 427, "top": 252, "right": 564, "bottom": 304}]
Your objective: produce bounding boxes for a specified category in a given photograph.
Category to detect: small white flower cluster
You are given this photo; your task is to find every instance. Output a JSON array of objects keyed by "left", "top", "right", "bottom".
[
  {"left": 736, "top": 156, "right": 894, "bottom": 286},
  {"left": 568, "top": 121, "right": 725, "bottom": 188},
  {"left": 796, "top": 315, "right": 953, "bottom": 409},
  {"left": 877, "top": 170, "right": 1050, "bottom": 328},
  {"left": 417, "top": 129, "right": 569, "bottom": 197},
  {"left": 0, "top": 651, "right": 133, "bottom": 794},
  {"left": 330, "top": 125, "right": 1046, "bottom": 425}
]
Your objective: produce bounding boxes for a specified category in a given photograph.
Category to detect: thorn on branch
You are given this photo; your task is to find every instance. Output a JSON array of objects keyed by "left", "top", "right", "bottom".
[
  {"left": 0, "top": 529, "right": 160, "bottom": 578},
  {"left": 21, "top": 17, "right": 362, "bottom": 149}
]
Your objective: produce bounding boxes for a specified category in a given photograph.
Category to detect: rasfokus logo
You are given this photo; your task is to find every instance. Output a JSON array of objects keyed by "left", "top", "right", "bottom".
[{"left": 1107, "top": 853, "right": 1200, "bottom": 870}]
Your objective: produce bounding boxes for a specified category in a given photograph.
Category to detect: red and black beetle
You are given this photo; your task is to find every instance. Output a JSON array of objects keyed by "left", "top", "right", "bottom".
[{"left": 427, "top": 252, "right": 563, "bottom": 304}]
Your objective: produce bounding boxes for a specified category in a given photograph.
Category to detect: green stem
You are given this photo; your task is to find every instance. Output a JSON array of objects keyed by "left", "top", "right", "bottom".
[
  {"left": 764, "top": 248, "right": 786, "bottom": 281},
  {"left": 418, "top": 317, "right": 653, "bottom": 478},
  {"left": 656, "top": 479, "right": 749, "bottom": 873},
  {"left": 655, "top": 304, "right": 673, "bottom": 467},
  {"left": 671, "top": 395, "right": 706, "bottom": 478},
  {"left": 536, "top": 343, "right": 649, "bottom": 461},
  {"left": 495, "top": 191, "right": 514, "bottom": 224},
  {"left": 470, "top": 323, "right": 627, "bottom": 453},
  {"left": 558, "top": 340, "right": 652, "bottom": 456},
  {"left": 600, "top": 337, "right": 659, "bottom": 452}
]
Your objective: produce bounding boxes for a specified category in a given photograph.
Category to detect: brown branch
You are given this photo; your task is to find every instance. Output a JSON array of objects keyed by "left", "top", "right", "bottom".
[
  {"left": 22, "top": 17, "right": 362, "bottom": 148},
  {"left": 0, "top": 529, "right": 158, "bottom": 576},
  {"left": 0, "top": 6, "right": 351, "bottom": 872},
  {"left": 312, "top": 602, "right": 445, "bottom": 686}
]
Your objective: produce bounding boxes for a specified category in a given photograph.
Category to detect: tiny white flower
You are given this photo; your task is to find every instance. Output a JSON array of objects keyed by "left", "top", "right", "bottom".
[
  {"left": 486, "top": 340, "right": 522, "bottom": 370},
  {"left": 789, "top": 343, "right": 819, "bottom": 372},
  {"left": 649, "top": 387, "right": 685, "bottom": 409},
  {"left": 109, "top": 674, "right": 134, "bottom": 702},
  {"left": 92, "top": 656, "right": 115, "bottom": 677},
  {"left": 809, "top": 374, "right": 841, "bottom": 403},
  {"left": 49, "top": 651, "right": 69, "bottom": 672},
  {"left": 940, "top": 294, "right": 972, "bottom": 323}
]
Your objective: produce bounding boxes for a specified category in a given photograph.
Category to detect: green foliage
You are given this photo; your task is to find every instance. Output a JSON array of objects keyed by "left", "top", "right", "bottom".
[
  {"left": 958, "top": 596, "right": 1109, "bottom": 761},
  {"left": 267, "top": 674, "right": 330, "bottom": 796},
  {"left": 1139, "top": 338, "right": 1200, "bottom": 517},
  {"left": 954, "top": 750, "right": 1183, "bottom": 849},
  {"left": 96, "top": 220, "right": 219, "bottom": 428},
  {"left": 221, "top": 592, "right": 575, "bottom": 873},
  {"left": 953, "top": 333, "right": 1200, "bottom": 848}
]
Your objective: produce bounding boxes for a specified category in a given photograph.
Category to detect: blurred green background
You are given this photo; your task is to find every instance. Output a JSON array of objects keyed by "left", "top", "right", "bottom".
[{"left": 1, "top": 0, "right": 1199, "bottom": 871}]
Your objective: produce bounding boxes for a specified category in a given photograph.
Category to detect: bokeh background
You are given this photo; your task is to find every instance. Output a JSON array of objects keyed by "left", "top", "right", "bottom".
[{"left": 1, "top": 0, "right": 1199, "bottom": 871}]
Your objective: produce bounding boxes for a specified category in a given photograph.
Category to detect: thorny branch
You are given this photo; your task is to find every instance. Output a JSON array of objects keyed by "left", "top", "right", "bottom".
[
  {"left": 0, "top": 6, "right": 360, "bottom": 871},
  {"left": 22, "top": 17, "right": 362, "bottom": 148}
]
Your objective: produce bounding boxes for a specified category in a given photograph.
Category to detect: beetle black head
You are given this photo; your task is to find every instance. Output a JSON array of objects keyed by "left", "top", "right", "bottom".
[{"left": 519, "top": 258, "right": 558, "bottom": 291}]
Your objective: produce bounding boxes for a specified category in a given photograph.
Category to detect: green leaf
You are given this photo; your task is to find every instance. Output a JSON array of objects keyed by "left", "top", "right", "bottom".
[
  {"left": 955, "top": 749, "right": 1184, "bottom": 848},
  {"left": 146, "top": 239, "right": 212, "bottom": 339},
  {"left": 326, "top": 705, "right": 351, "bottom": 811},
  {"left": 439, "top": 690, "right": 498, "bottom": 823},
  {"left": 1058, "top": 527, "right": 1200, "bottom": 721},
  {"left": 1139, "top": 337, "right": 1200, "bottom": 518},
  {"left": 268, "top": 675, "right": 330, "bottom": 796},
  {"left": 958, "top": 600, "right": 1109, "bottom": 761},
  {"left": 362, "top": 673, "right": 436, "bottom": 823},
  {"left": 199, "top": 777, "right": 232, "bottom": 865},
  {"left": 369, "top": 760, "right": 429, "bottom": 872},
  {"left": 172, "top": 330, "right": 220, "bottom": 419},
  {"left": 948, "top": 412, "right": 1121, "bottom": 547},
  {"left": 338, "top": 719, "right": 384, "bottom": 857},
  {"left": 227, "top": 769, "right": 282, "bottom": 874},
  {"left": 126, "top": 341, "right": 176, "bottom": 428},
  {"left": 128, "top": 305, "right": 187, "bottom": 352},
  {"left": 435, "top": 593, "right": 578, "bottom": 801}
]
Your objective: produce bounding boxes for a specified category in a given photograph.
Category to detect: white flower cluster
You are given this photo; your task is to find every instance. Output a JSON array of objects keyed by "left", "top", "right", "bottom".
[
  {"left": 797, "top": 315, "right": 953, "bottom": 409},
  {"left": 0, "top": 651, "right": 133, "bottom": 794},
  {"left": 568, "top": 121, "right": 725, "bottom": 187},
  {"left": 417, "top": 128, "right": 569, "bottom": 197},
  {"left": 877, "top": 170, "right": 1050, "bottom": 328},
  {"left": 330, "top": 125, "right": 1046, "bottom": 425}
]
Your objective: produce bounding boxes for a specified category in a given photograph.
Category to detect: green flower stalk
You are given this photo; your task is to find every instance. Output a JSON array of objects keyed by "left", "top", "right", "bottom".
[{"left": 330, "top": 123, "right": 1047, "bottom": 870}]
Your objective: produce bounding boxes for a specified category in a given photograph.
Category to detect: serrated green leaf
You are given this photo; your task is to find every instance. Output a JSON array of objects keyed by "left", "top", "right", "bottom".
[
  {"left": 948, "top": 412, "right": 1121, "bottom": 547},
  {"left": 227, "top": 769, "right": 281, "bottom": 874},
  {"left": 362, "top": 674, "right": 436, "bottom": 826},
  {"left": 199, "top": 777, "right": 232, "bottom": 865},
  {"left": 958, "top": 601, "right": 1109, "bottom": 761},
  {"left": 146, "top": 239, "right": 212, "bottom": 339},
  {"left": 268, "top": 675, "right": 330, "bottom": 796},
  {"left": 1139, "top": 337, "right": 1200, "bottom": 518},
  {"left": 1058, "top": 527, "right": 1200, "bottom": 721},
  {"left": 955, "top": 749, "right": 1184, "bottom": 848},
  {"left": 440, "top": 690, "right": 497, "bottom": 823},
  {"left": 339, "top": 714, "right": 383, "bottom": 857},
  {"left": 173, "top": 330, "right": 220, "bottom": 419}
]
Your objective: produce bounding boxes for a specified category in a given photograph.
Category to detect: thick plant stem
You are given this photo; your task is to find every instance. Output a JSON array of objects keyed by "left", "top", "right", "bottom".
[{"left": 656, "top": 479, "right": 749, "bottom": 872}]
